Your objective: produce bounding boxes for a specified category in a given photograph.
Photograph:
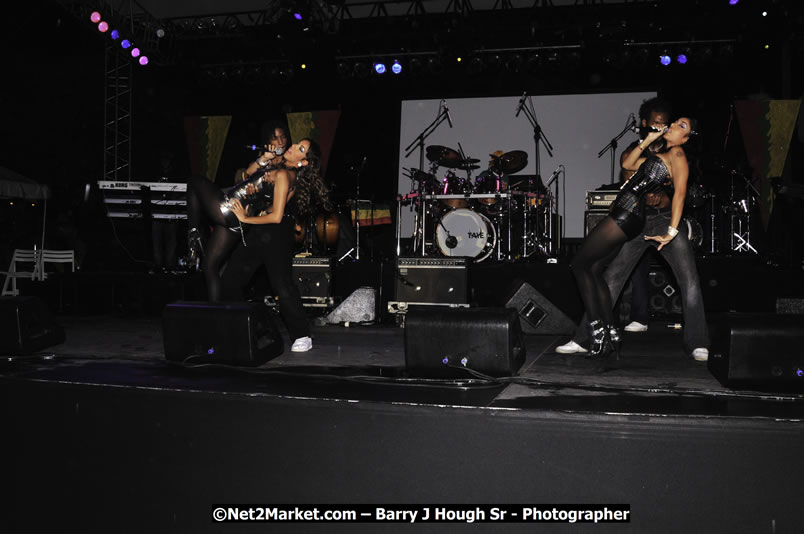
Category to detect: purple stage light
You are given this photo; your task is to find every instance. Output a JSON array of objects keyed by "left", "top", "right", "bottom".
[
  {"left": 131, "top": 47, "right": 140, "bottom": 58},
  {"left": 139, "top": 56, "right": 149, "bottom": 66},
  {"left": 293, "top": 12, "right": 302, "bottom": 20},
  {"left": 98, "top": 21, "right": 109, "bottom": 32},
  {"left": 729, "top": 0, "right": 739, "bottom": 4},
  {"left": 90, "top": 11, "right": 101, "bottom": 23}
]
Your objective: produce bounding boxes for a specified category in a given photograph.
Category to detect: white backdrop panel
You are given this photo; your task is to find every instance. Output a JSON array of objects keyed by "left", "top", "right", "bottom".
[{"left": 398, "top": 91, "right": 655, "bottom": 239}]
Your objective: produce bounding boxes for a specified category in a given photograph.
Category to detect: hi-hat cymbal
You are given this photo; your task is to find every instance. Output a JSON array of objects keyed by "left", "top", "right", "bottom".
[
  {"left": 426, "top": 145, "right": 461, "bottom": 166},
  {"left": 492, "top": 150, "right": 528, "bottom": 174}
]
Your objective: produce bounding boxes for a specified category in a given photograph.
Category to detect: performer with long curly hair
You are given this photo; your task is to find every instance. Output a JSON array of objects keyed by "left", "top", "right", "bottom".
[{"left": 221, "top": 138, "right": 331, "bottom": 353}]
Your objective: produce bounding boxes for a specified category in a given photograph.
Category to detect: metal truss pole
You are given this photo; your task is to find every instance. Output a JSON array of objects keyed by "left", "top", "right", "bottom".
[{"left": 103, "top": 46, "right": 132, "bottom": 182}]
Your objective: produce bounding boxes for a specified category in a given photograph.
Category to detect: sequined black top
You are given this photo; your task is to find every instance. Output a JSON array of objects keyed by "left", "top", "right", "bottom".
[{"left": 610, "top": 154, "right": 671, "bottom": 218}]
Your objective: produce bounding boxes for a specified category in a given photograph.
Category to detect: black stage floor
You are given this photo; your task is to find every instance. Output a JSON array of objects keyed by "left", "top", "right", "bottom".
[{"left": 3, "top": 310, "right": 804, "bottom": 533}]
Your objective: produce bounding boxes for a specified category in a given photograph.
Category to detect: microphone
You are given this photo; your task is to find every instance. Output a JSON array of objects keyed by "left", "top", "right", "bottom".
[
  {"left": 544, "top": 165, "right": 562, "bottom": 188},
  {"left": 515, "top": 91, "right": 527, "bottom": 117},
  {"left": 245, "top": 145, "right": 284, "bottom": 155},
  {"left": 442, "top": 99, "right": 453, "bottom": 128}
]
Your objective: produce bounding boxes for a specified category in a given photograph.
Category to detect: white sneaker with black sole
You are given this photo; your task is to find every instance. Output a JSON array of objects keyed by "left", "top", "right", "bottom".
[{"left": 555, "top": 340, "right": 588, "bottom": 354}]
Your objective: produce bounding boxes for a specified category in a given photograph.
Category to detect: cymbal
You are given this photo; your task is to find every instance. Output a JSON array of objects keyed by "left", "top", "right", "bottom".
[
  {"left": 455, "top": 163, "right": 480, "bottom": 171},
  {"left": 492, "top": 150, "right": 528, "bottom": 174},
  {"left": 426, "top": 145, "right": 461, "bottom": 166},
  {"left": 410, "top": 169, "right": 434, "bottom": 182}
]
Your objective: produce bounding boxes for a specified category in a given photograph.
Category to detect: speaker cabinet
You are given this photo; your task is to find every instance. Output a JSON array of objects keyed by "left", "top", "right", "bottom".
[
  {"left": 584, "top": 210, "right": 608, "bottom": 237},
  {"left": 0, "top": 296, "right": 65, "bottom": 354},
  {"left": 292, "top": 257, "right": 331, "bottom": 298},
  {"left": 395, "top": 257, "right": 468, "bottom": 305},
  {"left": 404, "top": 307, "right": 525, "bottom": 378},
  {"left": 163, "top": 301, "right": 283, "bottom": 366},
  {"left": 708, "top": 313, "right": 804, "bottom": 390},
  {"left": 504, "top": 281, "right": 575, "bottom": 335}
]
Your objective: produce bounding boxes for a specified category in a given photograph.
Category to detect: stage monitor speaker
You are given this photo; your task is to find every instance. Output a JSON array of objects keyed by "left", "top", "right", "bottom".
[
  {"left": 708, "top": 313, "right": 804, "bottom": 390},
  {"left": 504, "top": 281, "right": 575, "bottom": 335},
  {"left": 0, "top": 296, "right": 65, "bottom": 354},
  {"left": 404, "top": 307, "right": 525, "bottom": 378},
  {"left": 163, "top": 301, "right": 283, "bottom": 366},
  {"left": 395, "top": 257, "right": 468, "bottom": 305},
  {"left": 292, "top": 257, "right": 331, "bottom": 298}
]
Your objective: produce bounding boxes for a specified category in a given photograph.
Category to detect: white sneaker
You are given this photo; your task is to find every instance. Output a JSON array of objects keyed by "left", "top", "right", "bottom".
[
  {"left": 291, "top": 336, "right": 313, "bottom": 352},
  {"left": 555, "top": 340, "right": 588, "bottom": 354},
  {"left": 692, "top": 348, "right": 709, "bottom": 362},
  {"left": 624, "top": 321, "right": 648, "bottom": 332}
]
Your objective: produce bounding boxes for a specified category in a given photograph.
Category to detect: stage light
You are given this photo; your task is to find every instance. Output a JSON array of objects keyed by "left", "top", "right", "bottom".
[
  {"left": 729, "top": 0, "right": 739, "bottom": 4},
  {"left": 293, "top": 12, "right": 302, "bottom": 20},
  {"left": 659, "top": 54, "right": 671, "bottom": 65},
  {"left": 156, "top": 28, "right": 165, "bottom": 38},
  {"left": 301, "top": 63, "right": 307, "bottom": 70},
  {"left": 764, "top": 44, "right": 770, "bottom": 49},
  {"left": 121, "top": 39, "right": 131, "bottom": 49},
  {"left": 131, "top": 47, "right": 141, "bottom": 58},
  {"left": 110, "top": 29, "right": 120, "bottom": 40},
  {"left": 762, "top": 11, "right": 767, "bottom": 16},
  {"left": 98, "top": 21, "right": 109, "bottom": 32},
  {"left": 676, "top": 54, "right": 688, "bottom": 64},
  {"left": 139, "top": 56, "right": 149, "bottom": 66},
  {"left": 374, "top": 62, "right": 386, "bottom": 74},
  {"left": 90, "top": 12, "right": 102, "bottom": 23},
  {"left": 456, "top": 56, "right": 462, "bottom": 63},
  {"left": 391, "top": 60, "right": 402, "bottom": 74}
]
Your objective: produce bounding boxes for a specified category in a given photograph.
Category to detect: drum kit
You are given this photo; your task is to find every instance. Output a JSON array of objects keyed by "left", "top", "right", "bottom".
[{"left": 398, "top": 145, "right": 555, "bottom": 262}]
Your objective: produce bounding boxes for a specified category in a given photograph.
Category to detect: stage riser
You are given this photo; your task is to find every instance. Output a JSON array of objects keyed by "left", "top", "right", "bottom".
[{"left": 4, "top": 380, "right": 802, "bottom": 533}]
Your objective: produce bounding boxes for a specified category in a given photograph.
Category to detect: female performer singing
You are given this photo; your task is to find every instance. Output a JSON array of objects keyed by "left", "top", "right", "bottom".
[
  {"left": 221, "top": 139, "right": 331, "bottom": 353},
  {"left": 570, "top": 117, "right": 698, "bottom": 358},
  {"left": 185, "top": 124, "right": 290, "bottom": 301}
]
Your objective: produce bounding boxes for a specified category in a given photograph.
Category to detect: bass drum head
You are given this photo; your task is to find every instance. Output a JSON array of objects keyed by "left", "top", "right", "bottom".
[
  {"left": 685, "top": 217, "right": 703, "bottom": 249},
  {"left": 435, "top": 208, "right": 496, "bottom": 262}
]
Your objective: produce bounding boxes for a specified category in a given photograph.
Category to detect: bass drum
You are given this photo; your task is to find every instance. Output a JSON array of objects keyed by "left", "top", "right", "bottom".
[
  {"left": 435, "top": 208, "right": 496, "bottom": 262},
  {"left": 684, "top": 217, "right": 703, "bottom": 249}
]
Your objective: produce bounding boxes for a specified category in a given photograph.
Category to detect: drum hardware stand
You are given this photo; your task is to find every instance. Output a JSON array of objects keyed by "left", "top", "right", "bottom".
[
  {"left": 402, "top": 104, "right": 452, "bottom": 258},
  {"left": 728, "top": 170, "right": 760, "bottom": 254},
  {"left": 340, "top": 157, "right": 368, "bottom": 263}
]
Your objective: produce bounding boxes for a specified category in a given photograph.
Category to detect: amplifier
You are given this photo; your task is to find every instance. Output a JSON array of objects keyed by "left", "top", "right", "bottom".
[
  {"left": 395, "top": 257, "right": 468, "bottom": 305},
  {"left": 586, "top": 190, "right": 618, "bottom": 210},
  {"left": 292, "top": 256, "right": 331, "bottom": 298},
  {"left": 584, "top": 210, "right": 608, "bottom": 236}
]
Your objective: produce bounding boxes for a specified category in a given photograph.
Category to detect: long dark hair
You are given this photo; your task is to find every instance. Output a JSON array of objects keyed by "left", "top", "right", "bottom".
[{"left": 293, "top": 138, "right": 332, "bottom": 215}]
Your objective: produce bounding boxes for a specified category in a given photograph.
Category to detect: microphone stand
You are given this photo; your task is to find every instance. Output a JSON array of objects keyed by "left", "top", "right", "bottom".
[
  {"left": 516, "top": 95, "right": 555, "bottom": 258},
  {"left": 403, "top": 105, "right": 451, "bottom": 256},
  {"left": 598, "top": 118, "right": 635, "bottom": 185}
]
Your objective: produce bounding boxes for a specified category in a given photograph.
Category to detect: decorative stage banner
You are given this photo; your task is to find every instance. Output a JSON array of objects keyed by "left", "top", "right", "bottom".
[
  {"left": 286, "top": 110, "right": 340, "bottom": 177},
  {"left": 735, "top": 100, "right": 801, "bottom": 227},
  {"left": 184, "top": 115, "right": 232, "bottom": 181}
]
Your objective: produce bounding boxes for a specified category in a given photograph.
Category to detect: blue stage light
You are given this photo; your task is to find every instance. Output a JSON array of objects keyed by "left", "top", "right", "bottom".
[
  {"left": 729, "top": 0, "right": 739, "bottom": 5},
  {"left": 391, "top": 60, "right": 402, "bottom": 74},
  {"left": 110, "top": 29, "right": 120, "bottom": 40},
  {"left": 677, "top": 54, "right": 688, "bottom": 64},
  {"left": 374, "top": 62, "right": 386, "bottom": 74},
  {"left": 659, "top": 55, "right": 671, "bottom": 66},
  {"left": 121, "top": 39, "right": 131, "bottom": 49}
]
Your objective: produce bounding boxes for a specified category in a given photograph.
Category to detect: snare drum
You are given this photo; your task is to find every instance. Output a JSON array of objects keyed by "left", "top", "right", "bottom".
[
  {"left": 439, "top": 170, "right": 472, "bottom": 209},
  {"left": 435, "top": 208, "right": 496, "bottom": 262}
]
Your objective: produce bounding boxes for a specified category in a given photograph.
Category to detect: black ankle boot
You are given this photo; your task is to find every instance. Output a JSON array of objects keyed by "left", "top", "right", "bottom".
[
  {"left": 183, "top": 228, "right": 204, "bottom": 271},
  {"left": 587, "top": 320, "right": 613, "bottom": 360},
  {"left": 607, "top": 324, "right": 622, "bottom": 360}
]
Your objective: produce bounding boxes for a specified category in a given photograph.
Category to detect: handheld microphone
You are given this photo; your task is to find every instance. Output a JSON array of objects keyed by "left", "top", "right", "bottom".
[
  {"left": 515, "top": 91, "right": 527, "bottom": 117},
  {"left": 245, "top": 145, "right": 284, "bottom": 155}
]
